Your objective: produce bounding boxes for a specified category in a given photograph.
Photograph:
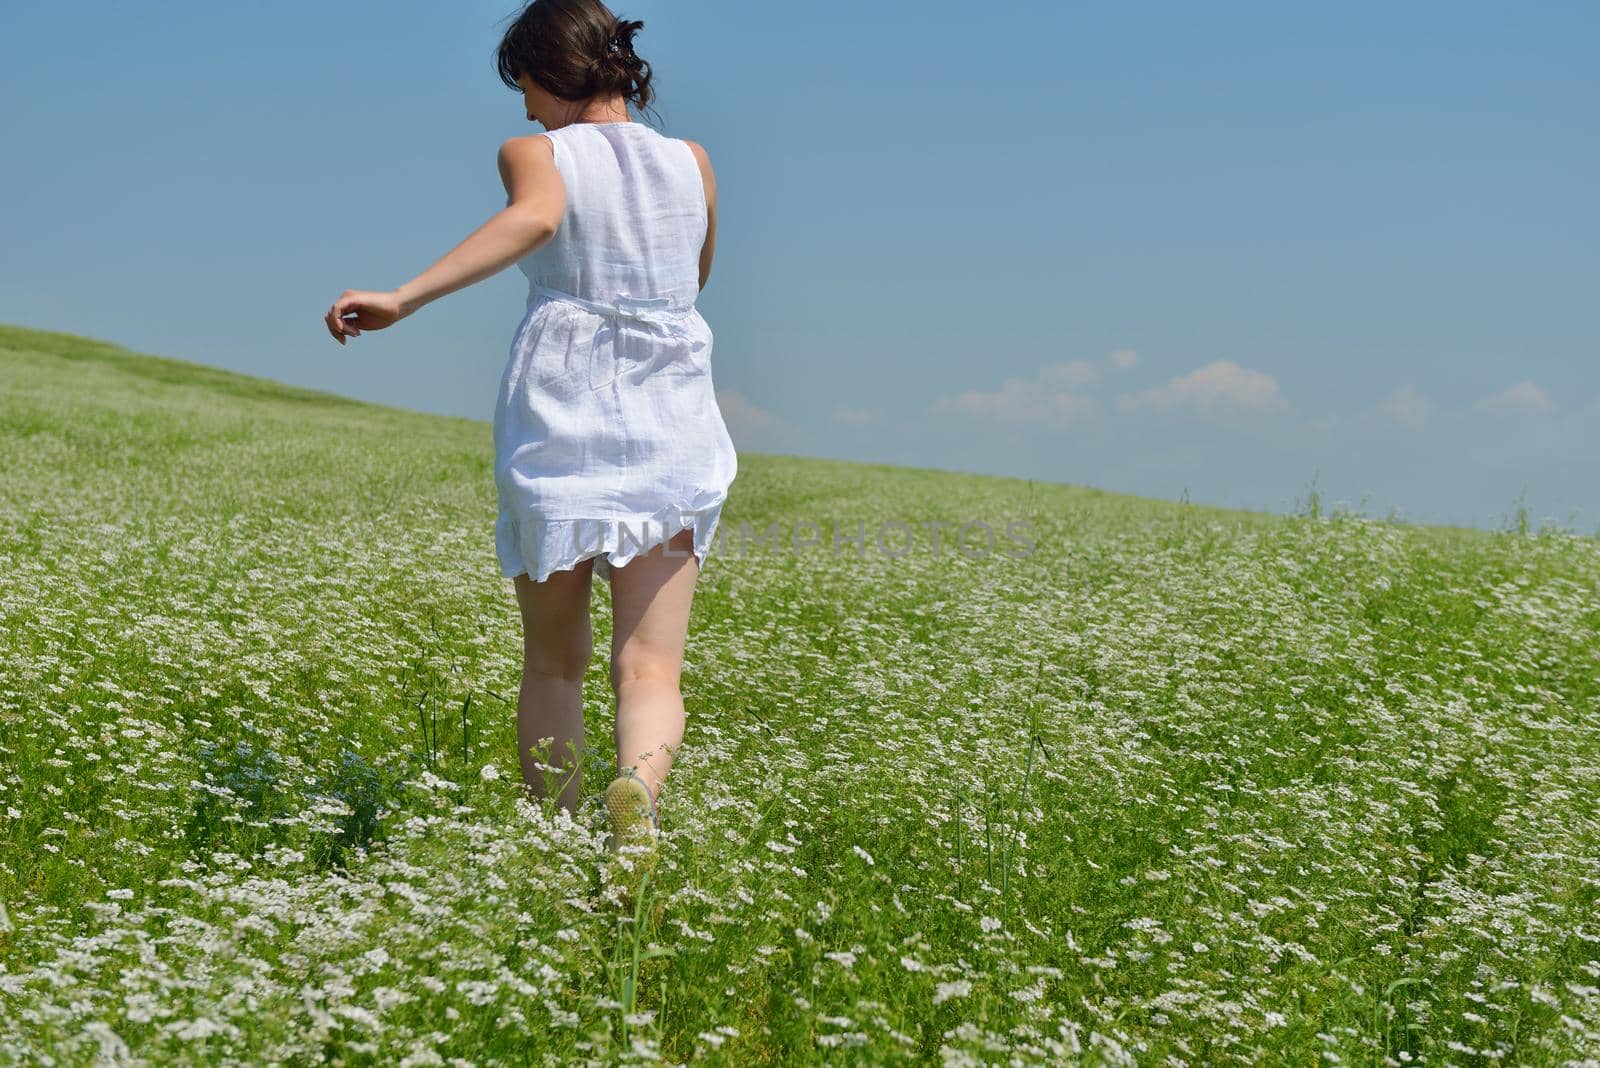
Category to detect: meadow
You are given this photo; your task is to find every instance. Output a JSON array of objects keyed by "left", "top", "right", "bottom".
[{"left": 1, "top": 322, "right": 1598, "bottom": 1066}]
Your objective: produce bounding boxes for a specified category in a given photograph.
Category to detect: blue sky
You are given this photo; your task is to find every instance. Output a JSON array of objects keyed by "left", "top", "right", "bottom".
[{"left": 3, "top": 0, "right": 1595, "bottom": 532}]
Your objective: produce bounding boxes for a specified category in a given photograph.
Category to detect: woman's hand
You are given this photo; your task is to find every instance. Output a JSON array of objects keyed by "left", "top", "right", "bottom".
[{"left": 324, "top": 289, "right": 407, "bottom": 345}]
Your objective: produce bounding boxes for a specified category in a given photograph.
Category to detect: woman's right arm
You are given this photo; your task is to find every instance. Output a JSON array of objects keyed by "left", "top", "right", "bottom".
[
  {"left": 392, "top": 137, "right": 566, "bottom": 316},
  {"left": 324, "top": 137, "right": 564, "bottom": 344},
  {"left": 683, "top": 139, "right": 717, "bottom": 291}
]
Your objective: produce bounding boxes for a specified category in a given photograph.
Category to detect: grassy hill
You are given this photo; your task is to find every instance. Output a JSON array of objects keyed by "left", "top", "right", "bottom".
[{"left": 2, "top": 323, "right": 1598, "bottom": 1065}]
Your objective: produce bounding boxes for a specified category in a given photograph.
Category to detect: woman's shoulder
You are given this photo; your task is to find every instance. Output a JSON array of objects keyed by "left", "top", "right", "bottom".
[
  {"left": 498, "top": 132, "right": 557, "bottom": 163},
  {"left": 677, "top": 137, "right": 715, "bottom": 193},
  {"left": 678, "top": 137, "right": 710, "bottom": 165}
]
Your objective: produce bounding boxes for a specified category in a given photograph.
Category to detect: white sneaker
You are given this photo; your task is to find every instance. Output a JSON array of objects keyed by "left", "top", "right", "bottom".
[{"left": 603, "top": 768, "right": 660, "bottom": 853}]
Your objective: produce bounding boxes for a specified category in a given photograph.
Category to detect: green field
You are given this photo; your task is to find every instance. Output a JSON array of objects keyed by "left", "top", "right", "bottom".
[{"left": 2, "top": 323, "right": 1598, "bottom": 1065}]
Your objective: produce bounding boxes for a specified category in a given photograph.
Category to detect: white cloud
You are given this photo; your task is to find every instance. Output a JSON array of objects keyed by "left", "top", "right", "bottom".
[
  {"left": 936, "top": 382, "right": 1093, "bottom": 424},
  {"left": 933, "top": 360, "right": 1099, "bottom": 425},
  {"left": 1376, "top": 384, "right": 1432, "bottom": 428},
  {"left": 715, "top": 388, "right": 777, "bottom": 444},
  {"left": 833, "top": 404, "right": 874, "bottom": 426},
  {"left": 1038, "top": 360, "right": 1100, "bottom": 390},
  {"left": 1473, "top": 379, "right": 1553, "bottom": 416},
  {"left": 1109, "top": 348, "right": 1138, "bottom": 370},
  {"left": 1115, "top": 360, "right": 1285, "bottom": 416}
]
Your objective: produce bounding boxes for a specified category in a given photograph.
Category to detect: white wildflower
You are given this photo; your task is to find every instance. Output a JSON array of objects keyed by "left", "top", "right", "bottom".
[
  {"left": 458, "top": 980, "right": 500, "bottom": 1006},
  {"left": 171, "top": 1017, "right": 224, "bottom": 1041},
  {"left": 373, "top": 986, "right": 410, "bottom": 1012},
  {"left": 85, "top": 1022, "right": 129, "bottom": 1062},
  {"left": 399, "top": 1043, "right": 446, "bottom": 1068},
  {"left": 333, "top": 1004, "right": 381, "bottom": 1029},
  {"left": 311, "top": 798, "right": 354, "bottom": 818},
  {"left": 818, "top": 1032, "right": 868, "bottom": 1048}
]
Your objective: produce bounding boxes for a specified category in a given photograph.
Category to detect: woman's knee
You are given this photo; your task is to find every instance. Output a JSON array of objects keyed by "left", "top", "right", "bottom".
[
  {"left": 608, "top": 648, "right": 681, "bottom": 696},
  {"left": 524, "top": 631, "right": 592, "bottom": 683}
]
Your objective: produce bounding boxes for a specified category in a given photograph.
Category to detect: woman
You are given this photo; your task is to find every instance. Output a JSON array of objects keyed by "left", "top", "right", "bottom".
[{"left": 322, "top": 0, "right": 738, "bottom": 858}]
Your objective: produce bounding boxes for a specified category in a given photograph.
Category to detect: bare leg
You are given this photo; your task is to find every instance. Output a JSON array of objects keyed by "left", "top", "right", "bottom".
[
  {"left": 607, "top": 526, "right": 700, "bottom": 810},
  {"left": 513, "top": 560, "right": 595, "bottom": 815}
]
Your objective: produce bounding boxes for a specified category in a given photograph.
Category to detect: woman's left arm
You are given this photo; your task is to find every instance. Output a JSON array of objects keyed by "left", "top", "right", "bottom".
[{"left": 324, "top": 136, "right": 565, "bottom": 345}]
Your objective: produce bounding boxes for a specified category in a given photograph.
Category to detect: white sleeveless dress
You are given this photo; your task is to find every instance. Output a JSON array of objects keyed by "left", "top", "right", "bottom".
[{"left": 493, "top": 121, "right": 739, "bottom": 584}]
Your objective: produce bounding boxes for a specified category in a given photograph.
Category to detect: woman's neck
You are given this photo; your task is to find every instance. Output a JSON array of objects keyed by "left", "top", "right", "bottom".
[{"left": 553, "top": 97, "right": 631, "bottom": 129}]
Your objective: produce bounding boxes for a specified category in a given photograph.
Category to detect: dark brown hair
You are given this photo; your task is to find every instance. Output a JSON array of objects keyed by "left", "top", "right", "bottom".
[{"left": 495, "top": 0, "right": 656, "bottom": 120}]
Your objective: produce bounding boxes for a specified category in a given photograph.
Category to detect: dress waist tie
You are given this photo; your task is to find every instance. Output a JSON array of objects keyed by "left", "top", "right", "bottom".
[{"left": 526, "top": 283, "right": 697, "bottom": 390}]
